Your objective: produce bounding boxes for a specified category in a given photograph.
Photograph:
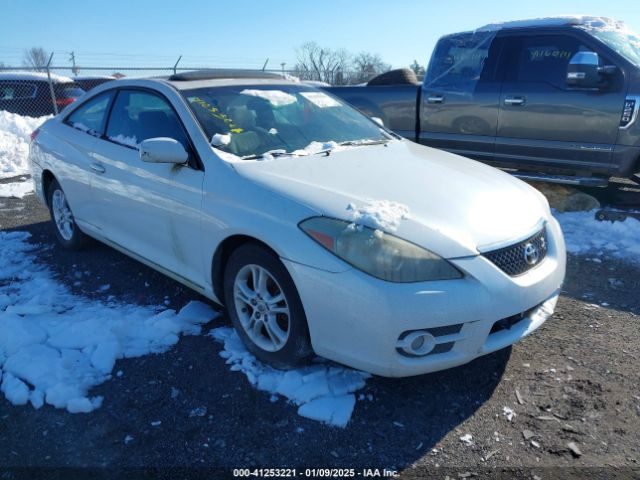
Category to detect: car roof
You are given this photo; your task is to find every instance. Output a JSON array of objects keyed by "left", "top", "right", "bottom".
[
  {"left": 0, "top": 71, "right": 75, "bottom": 83},
  {"left": 74, "top": 75, "right": 117, "bottom": 80},
  {"left": 163, "top": 69, "right": 299, "bottom": 90}
]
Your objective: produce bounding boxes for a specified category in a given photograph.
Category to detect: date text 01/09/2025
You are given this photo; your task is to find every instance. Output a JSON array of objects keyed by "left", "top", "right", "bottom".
[{"left": 232, "top": 468, "right": 399, "bottom": 478}]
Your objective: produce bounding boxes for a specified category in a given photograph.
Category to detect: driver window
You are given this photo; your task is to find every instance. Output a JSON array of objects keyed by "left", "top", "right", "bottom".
[
  {"left": 106, "top": 90, "right": 190, "bottom": 152},
  {"left": 515, "top": 36, "right": 586, "bottom": 88}
]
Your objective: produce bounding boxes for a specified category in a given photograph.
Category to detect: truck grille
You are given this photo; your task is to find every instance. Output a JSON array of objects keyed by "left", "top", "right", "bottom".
[{"left": 483, "top": 227, "right": 548, "bottom": 276}]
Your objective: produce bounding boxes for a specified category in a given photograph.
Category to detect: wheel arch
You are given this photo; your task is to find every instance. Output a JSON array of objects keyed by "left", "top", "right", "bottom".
[
  {"left": 211, "top": 234, "right": 280, "bottom": 304},
  {"left": 41, "top": 169, "right": 56, "bottom": 208}
]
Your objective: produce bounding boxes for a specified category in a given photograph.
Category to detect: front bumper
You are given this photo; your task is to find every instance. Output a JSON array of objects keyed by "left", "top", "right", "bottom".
[{"left": 283, "top": 216, "right": 566, "bottom": 377}]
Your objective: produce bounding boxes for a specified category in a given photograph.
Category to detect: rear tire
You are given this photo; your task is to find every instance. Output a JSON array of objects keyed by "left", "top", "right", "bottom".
[
  {"left": 223, "top": 243, "right": 313, "bottom": 369},
  {"left": 47, "top": 179, "right": 88, "bottom": 250},
  {"left": 367, "top": 68, "right": 419, "bottom": 86}
]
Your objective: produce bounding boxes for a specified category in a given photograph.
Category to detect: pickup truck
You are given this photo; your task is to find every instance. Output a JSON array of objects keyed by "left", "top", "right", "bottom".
[{"left": 324, "top": 16, "right": 640, "bottom": 186}]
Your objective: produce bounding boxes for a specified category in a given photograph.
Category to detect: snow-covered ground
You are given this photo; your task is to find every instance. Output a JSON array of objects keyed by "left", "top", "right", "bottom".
[
  {"left": 210, "top": 328, "right": 369, "bottom": 427},
  {"left": 555, "top": 211, "right": 640, "bottom": 259},
  {"left": 0, "top": 230, "right": 219, "bottom": 413},
  {"left": 0, "top": 111, "right": 49, "bottom": 180},
  {"left": 0, "top": 178, "right": 33, "bottom": 199}
]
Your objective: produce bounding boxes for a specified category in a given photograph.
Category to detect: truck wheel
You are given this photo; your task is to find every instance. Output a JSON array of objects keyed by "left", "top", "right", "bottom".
[
  {"left": 223, "top": 243, "right": 313, "bottom": 369},
  {"left": 47, "top": 179, "right": 88, "bottom": 250},
  {"left": 367, "top": 68, "right": 419, "bottom": 86}
]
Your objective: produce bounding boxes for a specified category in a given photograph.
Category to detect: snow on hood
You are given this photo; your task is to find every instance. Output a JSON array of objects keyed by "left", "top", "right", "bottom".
[
  {"left": 232, "top": 140, "right": 549, "bottom": 258},
  {"left": 346, "top": 200, "right": 409, "bottom": 232}
]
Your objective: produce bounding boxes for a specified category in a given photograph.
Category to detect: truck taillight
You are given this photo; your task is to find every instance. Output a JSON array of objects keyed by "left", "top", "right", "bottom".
[
  {"left": 30, "top": 128, "right": 40, "bottom": 142},
  {"left": 55, "top": 97, "right": 76, "bottom": 108}
]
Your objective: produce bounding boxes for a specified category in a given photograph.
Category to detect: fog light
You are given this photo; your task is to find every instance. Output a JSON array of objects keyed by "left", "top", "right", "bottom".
[
  {"left": 411, "top": 336, "right": 425, "bottom": 351},
  {"left": 397, "top": 331, "right": 436, "bottom": 357}
]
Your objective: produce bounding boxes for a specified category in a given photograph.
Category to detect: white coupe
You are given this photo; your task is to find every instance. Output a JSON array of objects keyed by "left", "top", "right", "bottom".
[{"left": 28, "top": 70, "right": 566, "bottom": 377}]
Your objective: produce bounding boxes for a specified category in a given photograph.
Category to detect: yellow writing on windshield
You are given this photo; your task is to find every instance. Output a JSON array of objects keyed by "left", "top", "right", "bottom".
[{"left": 190, "top": 97, "right": 243, "bottom": 134}]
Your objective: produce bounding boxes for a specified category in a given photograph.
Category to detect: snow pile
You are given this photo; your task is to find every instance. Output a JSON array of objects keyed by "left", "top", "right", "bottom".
[
  {"left": 0, "top": 231, "right": 219, "bottom": 412},
  {"left": 291, "top": 140, "right": 341, "bottom": 156},
  {"left": 240, "top": 89, "right": 297, "bottom": 106},
  {"left": 555, "top": 211, "right": 640, "bottom": 259},
  {"left": 0, "top": 111, "right": 50, "bottom": 179},
  {"left": 0, "top": 179, "right": 33, "bottom": 198},
  {"left": 211, "top": 133, "right": 231, "bottom": 146},
  {"left": 210, "top": 327, "right": 369, "bottom": 428},
  {"left": 346, "top": 200, "right": 410, "bottom": 232}
]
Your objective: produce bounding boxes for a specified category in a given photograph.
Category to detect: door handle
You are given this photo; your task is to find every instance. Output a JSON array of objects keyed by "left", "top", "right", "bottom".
[
  {"left": 427, "top": 95, "right": 444, "bottom": 104},
  {"left": 504, "top": 96, "right": 526, "bottom": 106},
  {"left": 90, "top": 163, "right": 105, "bottom": 174}
]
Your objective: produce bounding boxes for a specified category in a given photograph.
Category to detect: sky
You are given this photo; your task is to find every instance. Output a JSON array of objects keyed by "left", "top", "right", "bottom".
[{"left": 1, "top": 0, "right": 640, "bottom": 72}]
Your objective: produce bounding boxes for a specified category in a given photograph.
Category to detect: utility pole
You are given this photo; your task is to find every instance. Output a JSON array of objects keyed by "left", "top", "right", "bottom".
[
  {"left": 281, "top": 62, "right": 286, "bottom": 76},
  {"left": 69, "top": 51, "right": 78, "bottom": 76}
]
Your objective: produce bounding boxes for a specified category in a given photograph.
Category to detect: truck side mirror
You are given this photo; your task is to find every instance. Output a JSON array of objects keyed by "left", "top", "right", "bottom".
[
  {"left": 566, "top": 51, "right": 617, "bottom": 89},
  {"left": 566, "top": 51, "right": 600, "bottom": 88}
]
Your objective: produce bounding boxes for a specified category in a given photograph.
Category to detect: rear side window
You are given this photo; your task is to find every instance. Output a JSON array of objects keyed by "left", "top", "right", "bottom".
[
  {"left": 105, "top": 89, "right": 190, "bottom": 150},
  {"left": 55, "top": 83, "right": 85, "bottom": 99},
  {"left": 65, "top": 91, "right": 114, "bottom": 136},
  {"left": 0, "top": 82, "right": 36, "bottom": 100},
  {"left": 424, "top": 32, "right": 496, "bottom": 91},
  {"left": 508, "top": 35, "right": 592, "bottom": 88}
]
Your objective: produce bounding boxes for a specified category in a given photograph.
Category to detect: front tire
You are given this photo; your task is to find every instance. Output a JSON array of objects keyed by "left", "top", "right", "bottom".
[
  {"left": 47, "top": 179, "right": 88, "bottom": 250},
  {"left": 223, "top": 243, "right": 313, "bottom": 369}
]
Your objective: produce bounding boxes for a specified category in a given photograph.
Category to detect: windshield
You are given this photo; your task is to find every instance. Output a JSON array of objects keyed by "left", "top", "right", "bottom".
[
  {"left": 182, "top": 84, "right": 388, "bottom": 158},
  {"left": 588, "top": 28, "right": 640, "bottom": 67}
]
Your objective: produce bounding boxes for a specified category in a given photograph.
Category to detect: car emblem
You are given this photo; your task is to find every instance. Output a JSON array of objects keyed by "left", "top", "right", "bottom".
[{"left": 523, "top": 242, "right": 539, "bottom": 266}]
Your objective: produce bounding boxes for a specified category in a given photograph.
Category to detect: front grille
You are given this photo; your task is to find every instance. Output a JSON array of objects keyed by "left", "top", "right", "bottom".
[{"left": 483, "top": 227, "right": 548, "bottom": 276}]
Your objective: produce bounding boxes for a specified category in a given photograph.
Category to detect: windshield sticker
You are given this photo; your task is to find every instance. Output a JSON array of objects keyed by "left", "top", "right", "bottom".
[
  {"left": 189, "top": 96, "right": 243, "bottom": 134},
  {"left": 239, "top": 89, "right": 297, "bottom": 106},
  {"left": 300, "top": 91, "right": 341, "bottom": 108}
]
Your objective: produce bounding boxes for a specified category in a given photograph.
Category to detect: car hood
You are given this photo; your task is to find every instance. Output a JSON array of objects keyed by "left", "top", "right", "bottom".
[{"left": 231, "top": 140, "right": 549, "bottom": 258}]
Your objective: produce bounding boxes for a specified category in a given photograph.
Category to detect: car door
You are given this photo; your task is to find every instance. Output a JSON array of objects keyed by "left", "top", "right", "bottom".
[
  {"left": 90, "top": 88, "right": 205, "bottom": 286},
  {"left": 495, "top": 32, "right": 627, "bottom": 174},
  {"left": 55, "top": 90, "right": 115, "bottom": 225},
  {"left": 419, "top": 31, "right": 503, "bottom": 162}
]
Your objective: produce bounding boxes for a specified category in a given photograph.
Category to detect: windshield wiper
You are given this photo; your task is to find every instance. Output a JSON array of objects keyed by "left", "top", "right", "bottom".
[
  {"left": 337, "top": 139, "right": 389, "bottom": 147},
  {"left": 241, "top": 149, "right": 298, "bottom": 160}
]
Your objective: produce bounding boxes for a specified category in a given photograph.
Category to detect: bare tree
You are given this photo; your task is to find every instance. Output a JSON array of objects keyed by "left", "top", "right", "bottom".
[
  {"left": 293, "top": 43, "right": 391, "bottom": 85},
  {"left": 23, "top": 47, "right": 50, "bottom": 71},
  {"left": 351, "top": 52, "right": 391, "bottom": 84},
  {"left": 409, "top": 60, "right": 425, "bottom": 77},
  {"left": 294, "top": 42, "right": 351, "bottom": 85}
]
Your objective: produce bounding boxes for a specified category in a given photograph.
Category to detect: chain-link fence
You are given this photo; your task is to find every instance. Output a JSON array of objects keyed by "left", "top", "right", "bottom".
[{"left": 0, "top": 62, "right": 409, "bottom": 119}]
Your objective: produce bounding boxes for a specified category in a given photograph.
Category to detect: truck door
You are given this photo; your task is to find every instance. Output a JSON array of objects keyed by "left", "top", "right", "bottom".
[
  {"left": 495, "top": 32, "right": 626, "bottom": 175},
  {"left": 419, "top": 32, "right": 503, "bottom": 162}
]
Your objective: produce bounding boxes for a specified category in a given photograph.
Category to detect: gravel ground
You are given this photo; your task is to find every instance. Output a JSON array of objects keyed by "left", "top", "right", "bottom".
[{"left": 1, "top": 184, "right": 639, "bottom": 480}]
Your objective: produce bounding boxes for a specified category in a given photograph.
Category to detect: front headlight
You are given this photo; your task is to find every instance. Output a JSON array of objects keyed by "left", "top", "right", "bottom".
[{"left": 299, "top": 217, "right": 462, "bottom": 282}]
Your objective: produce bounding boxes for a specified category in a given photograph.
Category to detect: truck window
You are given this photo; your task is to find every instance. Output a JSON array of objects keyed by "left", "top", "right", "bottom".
[
  {"left": 424, "top": 32, "right": 496, "bottom": 92},
  {"left": 508, "top": 35, "right": 594, "bottom": 89}
]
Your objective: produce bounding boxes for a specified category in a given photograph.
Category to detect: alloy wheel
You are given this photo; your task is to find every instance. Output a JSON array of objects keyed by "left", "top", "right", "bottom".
[{"left": 233, "top": 264, "right": 291, "bottom": 352}]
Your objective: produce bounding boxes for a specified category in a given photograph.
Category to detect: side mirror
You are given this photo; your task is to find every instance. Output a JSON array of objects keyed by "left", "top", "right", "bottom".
[
  {"left": 566, "top": 51, "right": 617, "bottom": 89},
  {"left": 139, "top": 137, "right": 188, "bottom": 164},
  {"left": 371, "top": 116, "right": 384, "bottom": 127}
]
